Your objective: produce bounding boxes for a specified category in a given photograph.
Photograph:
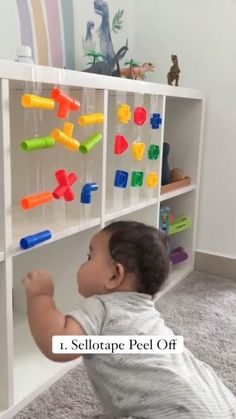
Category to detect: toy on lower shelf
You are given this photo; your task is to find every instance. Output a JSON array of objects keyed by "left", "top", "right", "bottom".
[
  {"left": 160, "top": 205, "right": 192, "bottom": 235},
  {"left": 170, "top": 247, "right": 188, "bottom": 264}
]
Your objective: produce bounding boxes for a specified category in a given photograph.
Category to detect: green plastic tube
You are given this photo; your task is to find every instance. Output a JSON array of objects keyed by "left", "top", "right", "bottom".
[
  {"left": 79, "top": 133, "right": 103, "bottom": 154},
  {"left": 21, "top": 136, "right": 55, "bottom": 151}
]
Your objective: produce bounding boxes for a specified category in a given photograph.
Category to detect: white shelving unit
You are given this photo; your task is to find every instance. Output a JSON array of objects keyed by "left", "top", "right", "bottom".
[{"left": 0, "top": 60, "right": 205, "bottom": 417}]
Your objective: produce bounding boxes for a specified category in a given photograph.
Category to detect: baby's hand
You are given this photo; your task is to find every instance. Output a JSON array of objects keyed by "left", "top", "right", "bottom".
[{"left": 22, "top": 269, "right": 54, "bottom": 298}]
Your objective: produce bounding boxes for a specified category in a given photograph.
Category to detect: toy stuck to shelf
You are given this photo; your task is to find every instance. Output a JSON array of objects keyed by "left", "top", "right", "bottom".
[
  {"left": 20, "top": 230, "right": 52, "bottom": 250},
  {"left": 21, "top": 192, "right": 53, "bottom": 210},
  {"left": 51, "top": 88, "right": 80, "bottom": 119},
  {"left": 117, "top": 104, "right": 132, "bottom": 124},
  {"left": 114, "top": 135, "right": 128, "bottom": 154},
  {"left": 79, "top": 132, "right": 103, "bottom": 153},
  {"left": 21, "top": 136, "right": 55, "bottom": 151},
  {"left": 53, "top": 170, "right": 78, "bottom": 201},
  {"left": 81, "top": 183, "right": 99, "bottom": 204},
  {"left": 78, "top": 113, "right": 104, "bottom": 126},
  {"left": 21, "top": 94, "right": 55, "bottom": 110}
]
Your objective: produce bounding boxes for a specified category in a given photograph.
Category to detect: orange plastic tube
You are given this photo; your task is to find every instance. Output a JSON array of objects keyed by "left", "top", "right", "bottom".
[
  {"left": 21, "top": 192, "right": 53, "bottom": 210},
  {"left": 21, "top": 94, "right": 55, "bottom": 110}
]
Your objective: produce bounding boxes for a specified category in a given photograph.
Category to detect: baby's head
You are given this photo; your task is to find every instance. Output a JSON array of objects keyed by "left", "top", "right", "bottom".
[{"left": 77, "top": 220, "right": 170, "bottom": 298}]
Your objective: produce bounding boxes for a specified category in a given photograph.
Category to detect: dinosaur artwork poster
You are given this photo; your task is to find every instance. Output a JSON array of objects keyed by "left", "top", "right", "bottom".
[{"left": 82, "top": 0, "right": 128, "bottom": 75}]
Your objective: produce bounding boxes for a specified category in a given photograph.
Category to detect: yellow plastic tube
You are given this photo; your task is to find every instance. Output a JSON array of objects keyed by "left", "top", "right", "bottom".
[
  {"left": 21, "top": 94, "right": 55, "bottom": 110},
  {"left": 51, "top": 128, "right": 80, "bottom": 151},
  {"left": 63, "top": 122, "right": 74, "bottom": 138},
  {"left": 78, "top": 113, "right": 104, "bottom": 126}
]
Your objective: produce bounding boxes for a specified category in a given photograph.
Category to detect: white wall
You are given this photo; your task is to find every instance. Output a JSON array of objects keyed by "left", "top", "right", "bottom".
[{"left": 133, "top": 0, "right": 236, "bottom": 259}]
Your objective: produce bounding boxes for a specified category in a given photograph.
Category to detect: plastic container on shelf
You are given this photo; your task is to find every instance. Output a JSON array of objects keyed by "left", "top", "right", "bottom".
[{"left": 16, "top": 46, "right": 34, "bottom": 64}]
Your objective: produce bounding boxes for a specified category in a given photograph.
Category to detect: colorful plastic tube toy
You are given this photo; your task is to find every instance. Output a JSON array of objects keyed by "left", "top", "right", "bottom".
[
  {"left": 114, "top": 135, "right": 128, "bottom": 154},
  {"left": 81, "top": 183, "right": 99, "bottom": 204},
  {"left": 21, "top": 94, "right": 55, "bottom": 110},
  {"left": 79, "top": 133, "right": 102, "bottom": 154},
  {"left": 51, "top": 87, "right": 80, "bottom": 118},
  {"left": 20, "top": 230, "right": 52, "bottom": 250},
  {"left": 51, "top": 128, "right": 80, "bottom": 151},
  {"left": 21, "top": 136, "right": 55, "bottom": 151},
  {"left": 21, "top": 192, "right": 53, "bottom": 210},
  {"left": 53, "top": 169, "right": 78, "bottom": 201},
  {"left": 63, "top": 122, "right": 74, "bottom": 138},
  {"left": 78, "top": 113, "right": 104, "bottom": 126}
]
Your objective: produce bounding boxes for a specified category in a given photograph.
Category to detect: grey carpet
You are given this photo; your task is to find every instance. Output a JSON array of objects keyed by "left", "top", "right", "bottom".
[{"left": 14, "top": 271, "right": 236, "bottom": 419}]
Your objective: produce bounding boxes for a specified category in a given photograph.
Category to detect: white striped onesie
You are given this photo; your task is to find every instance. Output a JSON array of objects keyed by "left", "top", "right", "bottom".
[{"left": 67, "top": 291, "right": 236, "bottom": 419}]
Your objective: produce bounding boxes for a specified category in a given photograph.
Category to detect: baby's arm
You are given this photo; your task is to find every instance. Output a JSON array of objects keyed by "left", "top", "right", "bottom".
[{"left": 22, "top": 269, "right": 86, "bottom": 362}]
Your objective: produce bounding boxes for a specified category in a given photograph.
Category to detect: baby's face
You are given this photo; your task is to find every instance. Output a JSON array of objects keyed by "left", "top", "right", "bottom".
[{"left": 77, "top": 231, "right": 115, "bottom": 297}]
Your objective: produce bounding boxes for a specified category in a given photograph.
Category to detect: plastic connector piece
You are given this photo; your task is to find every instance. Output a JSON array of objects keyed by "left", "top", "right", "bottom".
[
  {"left": 21, "top": 136, "right": 55, "bottom": 151},
  {"left": 51, "top": 125, "right": 80, "bottom": 151},
  {"left": 148, "top": 144, "right": 160, "bottom": 160},
  {"left": 134, "top": 107, "right": 147, "bottom": 125},
  {"left": 131, "top": 171, "right": 144, "bottom": 187},
  {"left": 53, "top": 169, "right": 78, "bottom": 201},
  {"left": 20, "top": 230, "right": 52, "bottom": 250},
  {"left": 150, "top": 113, "right": 162, "bottom": 129},
  {"left": 114, "top": 170, "right": 129, "bottom": 188},
  {"left": 114, "top": 135, "right": 128, "bottom": 154},
  {"left": 132, "top": 142, "right": 146, "bottom": 160},
  {"left": 80, "top": 183, "right": 99, "bottom": 204},
  {"left": 117, "top": 104, "right": 132, "bottom": 124},
  {"left": 146, "top": 172, "right": 159, "bottom": 188},
  {"left": 51, "top": 87, "right": 80, "bottom": 118}
]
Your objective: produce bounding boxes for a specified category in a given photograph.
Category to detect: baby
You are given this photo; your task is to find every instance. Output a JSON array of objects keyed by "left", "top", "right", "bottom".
[{"left": 22, "top": 221, "right": 236, "bottom": 419}]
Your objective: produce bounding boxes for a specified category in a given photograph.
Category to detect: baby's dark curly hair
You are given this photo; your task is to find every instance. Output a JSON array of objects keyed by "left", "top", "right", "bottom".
[{"left": 103, "top": 221, "right": 170, "bottom": 296}]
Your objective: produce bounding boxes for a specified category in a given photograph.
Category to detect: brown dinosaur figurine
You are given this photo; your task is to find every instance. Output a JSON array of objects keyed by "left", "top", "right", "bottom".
[
  {"left": 167, "top": 55, "right": 180, "bottom": 86},
  {"left": 120, "top": 62, "right": 155, "bottom": 80}
]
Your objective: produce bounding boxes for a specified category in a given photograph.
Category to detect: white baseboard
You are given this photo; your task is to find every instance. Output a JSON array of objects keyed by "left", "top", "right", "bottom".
[{"left": 195, "top": 251, "right": 236, "bottom": 280}]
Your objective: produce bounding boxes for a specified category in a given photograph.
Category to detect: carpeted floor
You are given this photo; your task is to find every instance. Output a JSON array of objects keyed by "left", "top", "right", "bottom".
[{"left": 14, "top": 271, "right": 236, "bottom": 419}]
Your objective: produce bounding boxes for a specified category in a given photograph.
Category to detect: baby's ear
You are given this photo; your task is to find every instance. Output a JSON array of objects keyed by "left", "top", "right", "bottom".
[
  {"left": 115, "top": 263, "right": 125, "bottom": 280},
  {"left": 106, "top": 263, "right": 125, "bottom": 290}
]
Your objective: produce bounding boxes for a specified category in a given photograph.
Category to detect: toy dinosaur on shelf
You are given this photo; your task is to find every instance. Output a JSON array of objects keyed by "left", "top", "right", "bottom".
[
  {"left": 167, "top": 55, "right": 180, "bottom": 86},
  {"left": 120, "top": 61, "right": 155, "bottom": 80}
]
